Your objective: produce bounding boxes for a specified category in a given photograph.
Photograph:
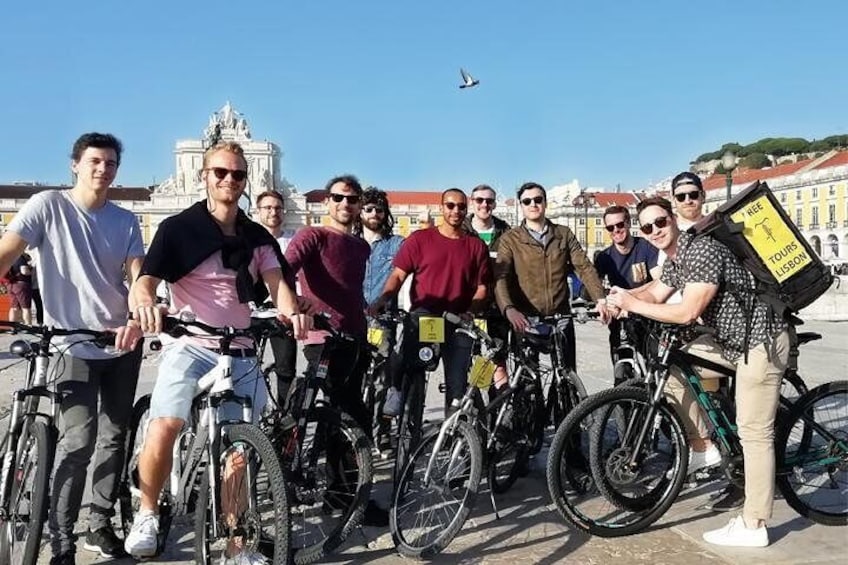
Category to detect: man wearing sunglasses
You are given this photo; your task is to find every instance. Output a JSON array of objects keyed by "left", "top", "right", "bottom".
[
  {"left": 255, "top": 190, "right": 299, "bottom": 405},
  {"left": 607, "top": 196, "right": 789, "bottom": 549},
  {"left": 462, "top": 184, "right": 512, "bottom": 394},
  {"left": 127, "top": 141, "right": 310, "bottom": 562},
  {"left": 670, "top": 171, "right": 707, "bottom": 230},
  {"left": 354, "top": 188, "right": 404, "bottom": 447},
  {"left": 594, "top": 205, "right": 658, "bottom": 372},
  {"left": 369, "top": 189, "right": 491, "bottom": 415},
  {"left": 494, "top": 182, "right": 608, "bottom": 371},
  {"left": 285, "top": 174, "right": 389, "bottom": 526}
]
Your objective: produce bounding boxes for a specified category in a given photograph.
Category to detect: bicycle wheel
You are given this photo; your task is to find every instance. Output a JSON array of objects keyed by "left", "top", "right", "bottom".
[
  {"left": 0, "top": 417, "right": 55, "bottom": 565},
  {"left": 195, "top": 423, "right": 289, "bottom": 565},
  {"left": 280, "top": 406, "right": 372, "bottom": 564},
  {"left": 546, "top": 386, "right": 688, "bottom": 537},
  {"left": 551, "top": 370, "right": 587, "bottom": 429},
  {"left": 391, "top": 420, "right": 482, "bottom": 558},
  {"left": 776, "top": 380, "right": 848, "bottom": 526},
  {"left": 119, "top": 394, "right": 151, "bottom": 539},
  {"left": 393, "top": 372, "right": 425, "bottom": 484},
  {"left": 488, "top": 387, "right": 534, "bottom": 494}
]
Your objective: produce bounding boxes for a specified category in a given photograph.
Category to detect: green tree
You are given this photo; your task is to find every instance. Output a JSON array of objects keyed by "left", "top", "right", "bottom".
[{"left": 739, "top": 152, "right": 771, "bottom": 169}]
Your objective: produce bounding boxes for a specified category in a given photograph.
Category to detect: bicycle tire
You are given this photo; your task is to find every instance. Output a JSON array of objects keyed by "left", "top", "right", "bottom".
[
  {"left": 393, "top": 372, "right": 425, "bottom": 484},
  {"left": 775, "top": 380, "right": 847, "bottom": 526},
  {"left": 195, "top": 423, "right": 289, "bottom": 564},
  {"left": 390, "top": 420, "right": 483, "bottom": 558},
  {"left": 546, "top": 386, "right": 689, "bottom": 537},
  {"left": 283, "top": 406, "right": 373, "bottom": 564},
  {"left": 488, "top": 388, "right": 534, "bottom": 494},
  {"left": 119, "top": 394, "right": 152, "bottom": 539},
  {"left": 0, "top": 417, "right": 55, "bottom": 565},
  {"left": 551, "top": 369, "right": 588, "bottom": 428}
]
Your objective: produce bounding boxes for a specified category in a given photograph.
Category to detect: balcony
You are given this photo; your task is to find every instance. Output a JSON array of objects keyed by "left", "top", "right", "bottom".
[
  {"left": 826, "top": 221, "right": 837, "bottom": 229},
  {"left": 810, "top": 223, "right": 820, "bottom": 230}
]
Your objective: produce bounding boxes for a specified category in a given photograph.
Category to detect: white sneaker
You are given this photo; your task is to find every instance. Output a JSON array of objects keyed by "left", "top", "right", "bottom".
[
  {"left": 702, "top": 515, "right": 769, "bottom": 547},
  {"left": 688, "top": 445, "right": 722, "bottom": 472},
  {"left": 383, "top": 387, "right": 402, "bottom": 417},
  {"left": 219, "top": 550, "right": 270, "bottom": 565},
  {"left": 124, "top": 510, "right": 159, "bottom": 558}
]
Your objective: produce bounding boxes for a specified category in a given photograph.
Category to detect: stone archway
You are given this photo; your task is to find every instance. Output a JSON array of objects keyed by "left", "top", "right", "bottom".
[
  {"left": 810, "top": 235, "right": 822, "bottom": 257},
  {"left": 826, "top": 234, "right": 839, "bottom": 259}
]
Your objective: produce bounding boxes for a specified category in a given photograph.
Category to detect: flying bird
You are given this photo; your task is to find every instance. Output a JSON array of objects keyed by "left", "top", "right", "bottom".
[{"left": 459, "top": 68, "right": 480, "bottom": 89}]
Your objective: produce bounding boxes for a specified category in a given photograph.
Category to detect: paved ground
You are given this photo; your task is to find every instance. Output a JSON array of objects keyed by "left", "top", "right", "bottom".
[{"left": 0, "top": 319, "right": 843, "bottom": 564}]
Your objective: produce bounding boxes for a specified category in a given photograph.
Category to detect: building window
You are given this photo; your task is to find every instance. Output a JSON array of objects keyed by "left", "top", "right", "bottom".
[
  {"left": 829, "top": 204, "right": 836, "bottom": 225},
  {"left": 829, "top": 184, "right": 836, "bottom": 197},
  {"left": 780, "top": 192, "right": 786, "bottom": 203},
  {"left": 795, "top": 209, "right": 802, "bottom": 226},
  {"left": 136, "top": 214, "right": 144, "bottom": 226},
  {"left": 595, "top": 218, "right": 602, "bottom": 226},
  {"left": 811, "top": 206, "right": 819, "bottom": 227},
  {"left": 796, "top": 190, "right": 801, "bottom": 199},
  {"left": 812, "top": 186, "right": 818, "bottom": 199}
]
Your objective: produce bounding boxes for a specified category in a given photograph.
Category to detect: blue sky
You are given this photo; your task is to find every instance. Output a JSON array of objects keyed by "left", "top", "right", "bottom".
[{"left": 2, "top": 1, "right": 846, "bottom": 193}]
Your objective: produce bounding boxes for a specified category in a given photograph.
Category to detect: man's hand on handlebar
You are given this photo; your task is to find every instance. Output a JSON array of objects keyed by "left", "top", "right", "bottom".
[
  {"left": 133, "top": 303, "right": 167, "bottom": 335},
  {"left": 113, "top": 323, "right": 144, "bottom": 352}
]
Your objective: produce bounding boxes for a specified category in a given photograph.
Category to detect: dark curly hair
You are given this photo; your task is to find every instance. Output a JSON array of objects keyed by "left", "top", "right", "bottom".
[{"left": 354, "top": 187, "right": 395, "bottom": 239}]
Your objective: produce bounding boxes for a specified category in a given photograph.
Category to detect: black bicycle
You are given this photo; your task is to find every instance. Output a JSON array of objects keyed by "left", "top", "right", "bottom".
[
  {"left": 546, "top": 322, "right": 847, "bottom": 537},
  {"left": 361, "top": 310, "right": 406, "bottom": 456},
  {"left": 258, "top": 313, "right": 372, "bottom": 565},
  {"left": 119, "top": 315, "right": 289, "bottom": 564},
  {"left": 0, "top": 322, "right": 114, "bottom": 565}
]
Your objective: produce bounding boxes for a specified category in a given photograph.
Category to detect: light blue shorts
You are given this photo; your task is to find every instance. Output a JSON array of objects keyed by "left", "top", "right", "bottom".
[{"left": 149, "top": 342, "right": 268, "bottom": 423}]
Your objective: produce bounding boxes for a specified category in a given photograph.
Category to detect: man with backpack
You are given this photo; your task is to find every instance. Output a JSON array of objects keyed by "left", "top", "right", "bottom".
[{"left": 607, "top": 196, "right": 789, "bottom": 548}]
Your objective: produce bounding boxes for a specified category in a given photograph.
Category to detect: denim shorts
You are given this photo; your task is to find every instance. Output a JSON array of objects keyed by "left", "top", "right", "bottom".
[{"left": 149, "top": 341, "right": 268, "bottom": 423}]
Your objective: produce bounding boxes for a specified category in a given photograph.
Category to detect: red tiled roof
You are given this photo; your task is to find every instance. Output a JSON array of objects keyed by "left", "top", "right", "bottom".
[
  {"left": 591, "top": 193, "right": 640, "bottom": 208},
  {"left": 304, "top": 189, "right": 446, "bottom": 206},
  {"left": 0, "top": 184, "right": 152, "bottom": 201},
  {"left": 812, "top": 150, "right": 848, "bottom": 170},
  {"left": 701, "top": 160, "right": 812, "bottom": 192}
]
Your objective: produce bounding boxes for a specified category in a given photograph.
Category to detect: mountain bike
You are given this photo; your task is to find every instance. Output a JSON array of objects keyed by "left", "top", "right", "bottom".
[
  {"left": 546, "top": 322, "right": 847, "bottom": 537},
  {"left": 119, "top": 315, "right": 289, "bottom": 564},
  {"left": 258, "top": 313, "right": 372, "bottom": 565},
  {"left": 0, "top": 322, "right": 113, "bottom": 565}
]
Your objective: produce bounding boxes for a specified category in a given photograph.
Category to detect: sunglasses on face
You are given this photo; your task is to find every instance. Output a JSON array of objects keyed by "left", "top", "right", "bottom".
[
  {"left": 674, "top": 191, "right": 702, "bottom": 203},
  {"left": 208, "top": 167, "right": 247, "bottom": 182},
  {"left": 605, "top": 221, "right": 627, "bottom": 232},
  {"left": 443, "top": 202, "right": 467, "bottom": 211},
  {"left": 363, "top": 205, "right": 385, "bottom": 214},
  {"left": 639, "top": 216, "right": 671, "bottom": 235},
  {"left": 329, "top": 193, "right": 361, "bottom": 204},
  {"left": 521, "top": 196, "right": 545, "bottom": 206},
  {"left": 472, "top": 197, "right": 495, "bottom": 205}
]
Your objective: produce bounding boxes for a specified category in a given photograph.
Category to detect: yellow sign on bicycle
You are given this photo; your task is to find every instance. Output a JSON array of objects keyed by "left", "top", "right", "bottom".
[
  {"left": 473, "top": 318, "right": 488, "bottom": 334},
  {"left": 367, "top": 327, "right": 385, "bottom": 347},
  {"left": 468, "top": 356, "right": 496, "bottom": 389},
  {"left": 418, "top": 316, "right": 445, "bottom": 343}
]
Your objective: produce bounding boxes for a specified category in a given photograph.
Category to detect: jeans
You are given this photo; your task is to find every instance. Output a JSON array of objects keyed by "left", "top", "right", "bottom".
[
  {"left": 49, "top": 344, "right": 143, "bottom": 555},
  {"left": 269, "top": 333, "right": 298, "bottom": 405},
  {"left": 304, "top": 339, "right": 371, "bottom": 437}
]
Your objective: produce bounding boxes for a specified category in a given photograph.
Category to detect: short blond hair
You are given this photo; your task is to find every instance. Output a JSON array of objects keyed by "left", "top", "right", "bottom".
[{"left": 203, "top": 141, "right": 247, "bottom": 169}]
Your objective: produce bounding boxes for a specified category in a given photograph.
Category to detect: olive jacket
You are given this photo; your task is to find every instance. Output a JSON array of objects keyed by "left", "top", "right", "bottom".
[{"left": 494, "top": 220, "right": 605, "bottom": 316}]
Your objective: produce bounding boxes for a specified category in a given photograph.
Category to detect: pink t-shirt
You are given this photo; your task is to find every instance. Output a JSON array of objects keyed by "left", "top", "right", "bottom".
[{"left": 169, "top": 245, "right": 278, "bottom": 349}]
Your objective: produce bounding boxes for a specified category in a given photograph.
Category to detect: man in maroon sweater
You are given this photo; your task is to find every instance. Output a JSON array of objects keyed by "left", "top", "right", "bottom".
[
  {"left": 369, "top": 188, "right": 491, "bottom": 414},
  {"left": 284, "top": 173, "right": 388, "bottom": 526}
]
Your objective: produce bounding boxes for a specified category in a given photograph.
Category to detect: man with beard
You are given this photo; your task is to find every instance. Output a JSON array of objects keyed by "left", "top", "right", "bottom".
[
  {"left": 285, "top": 174, "right": 389, "bottom": 526},
  {"left": 369, "top": 189, "right": 491, "bottom": 415}
]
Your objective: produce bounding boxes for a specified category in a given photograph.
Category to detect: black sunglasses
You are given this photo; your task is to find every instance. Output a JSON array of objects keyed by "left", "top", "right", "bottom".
[
  {"left": 674, "top": 191, "right": 702, "bottom": 203},
  {"left": 472, "top": 197, "right": 495, "bottom": 205},
  {"left": 363, "top": 205, "right": 385, "bottom": 214},
  {"left": 639, "top": 216, "right": 671, "bottom": 235},
  {"left": 329, "top": 193, "right": 361, "bottom": 204},
  {"left": 521, "top": 196, "right": 544, "bottom": 206},
  {"left": 605, "top": 221, "right": 627, "bottom": 232},
  {"left": 209, "top": 167, "right": 247, "bottom": 182},
  {"left": 443, "top": 202, "right": 467, "bottom": 211}
]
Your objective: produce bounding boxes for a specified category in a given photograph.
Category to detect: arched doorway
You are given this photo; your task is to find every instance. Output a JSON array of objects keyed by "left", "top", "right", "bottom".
[
  {"left": 810, "top": 235, "right": 822, "bottom": 257},
  {"left": 826, "top": 234, "right": 839, "bottom": 259}
]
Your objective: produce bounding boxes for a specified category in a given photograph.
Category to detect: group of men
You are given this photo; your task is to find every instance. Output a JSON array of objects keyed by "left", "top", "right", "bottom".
[{"left": 0, "top": 132, "right": 788, "bottom": 565}]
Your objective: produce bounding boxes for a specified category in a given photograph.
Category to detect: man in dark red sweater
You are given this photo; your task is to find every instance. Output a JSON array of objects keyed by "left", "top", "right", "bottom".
[{"left": 369, "top": 188, "right": 492, "bottom": 414}]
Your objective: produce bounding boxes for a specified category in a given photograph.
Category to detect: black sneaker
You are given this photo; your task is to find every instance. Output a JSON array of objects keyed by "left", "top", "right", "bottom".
[
  {"left": 49, "top": 552, "right": 75, "bottom": 565},
  {"left": 362, "top": 500, "right": 389, "bottom": 527},
  {"left": 706, "top": 484, "right": 745, "bottom": 512},
  {"left": 83, "top": 525, "right": 127, "bottom": 558}
]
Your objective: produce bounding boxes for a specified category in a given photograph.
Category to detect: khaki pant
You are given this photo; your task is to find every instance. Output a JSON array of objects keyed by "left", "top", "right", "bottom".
[{"left": 665, "top": 330, "right": 789, "bottom": 523}]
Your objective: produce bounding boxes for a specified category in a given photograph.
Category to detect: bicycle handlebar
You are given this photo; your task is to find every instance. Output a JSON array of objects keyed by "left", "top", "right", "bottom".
[{"left": 0, "top": 321, "right": 115, "bottom": 346}]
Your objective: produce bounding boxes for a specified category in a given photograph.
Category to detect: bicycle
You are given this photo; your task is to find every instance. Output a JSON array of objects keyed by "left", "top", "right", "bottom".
[
  {"left": 546, "top": 321, "right": 847, "bottom": 537},
  {"left": 258, "top": 313, "right": 372, "bottom": 565},
  {"left": 391, "top": 312, "right": 537, "bottom": 558},
  {"left": 119, "top": 314, "right": 289, "bottom": 564},
  {"left": 0, "top": 322, "right": 114, "bottom": 565},
  {"left": 361, "top": 310, "right": 406, "bottom": 456}
]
